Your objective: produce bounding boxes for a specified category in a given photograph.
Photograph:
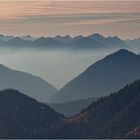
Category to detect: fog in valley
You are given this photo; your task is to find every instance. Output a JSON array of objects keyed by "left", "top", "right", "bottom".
[{"left": 0, "top": 47, "right": 119, "bottom": 88}]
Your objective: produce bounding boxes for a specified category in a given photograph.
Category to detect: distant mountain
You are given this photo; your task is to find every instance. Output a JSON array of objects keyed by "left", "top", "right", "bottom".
[
  {"left": 32, "top": 37, "right": 63, "bottom": 49},
  {"left": 0, "top": 89, "right": 65, "bottom": 139},
  {"left": 0, "top": 34, "right": 128, "bottom": 50},
  {"left": 21, "top": 35, "right": 36, "bottom": 41},
  {"left": 49, "top": 97, "right": 97, "bottom": 116},
  {"left": 125, "top": 38, "right": 140, "bottom": 51},
  {"left": 0, "top": 34, "right": 13, "bottom": 41},
  {"left": 54, "top": 35, "right": 72, "bottom": 43},
  {"left": 3, "top": 37, "right": 31, "bottom": 47},
  {"left": 51, "top": 49, "right": 140, "bottom": 102},
  {"left": 70, "top": 34, "right": 127, "bottom": 50},
  {"left": 57, "top": 80, "right": 140, "bottom": 138},
  {"left": 0, "top": 64, "right": 57, "bottom": 102}
]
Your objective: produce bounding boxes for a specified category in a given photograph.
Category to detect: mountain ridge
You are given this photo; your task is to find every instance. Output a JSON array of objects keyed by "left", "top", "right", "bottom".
[
  {"left": 0, "top": 64, "right": 57, "bottom": 102},
  {"left": 56, "top": 80, "right": 140, "bottom": 138},
  {"left": 51, "top": 49, "right": 140, "bottom": 102},
  {"left": 0, "top": 34, "right": 129, "bottom": 50},
  {"left": 1, "top": 80, "right": 140, "bottom": 138}
]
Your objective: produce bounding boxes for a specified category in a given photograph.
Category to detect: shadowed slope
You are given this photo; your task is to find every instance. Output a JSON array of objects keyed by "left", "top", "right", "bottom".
[{"left": 51, "top": 49, "right": 140, "bottom": 102}]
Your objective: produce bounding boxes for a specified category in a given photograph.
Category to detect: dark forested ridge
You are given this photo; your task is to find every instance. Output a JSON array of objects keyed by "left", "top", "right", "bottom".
[
  {"left": 57, "top": 80, "right": 140, "bottom": 138},
  {"left": 0, "top": 89, "right": 65, "bottom": 139},
  {"left": 1, "top": 80, "right": 140, "bottom": 138}
]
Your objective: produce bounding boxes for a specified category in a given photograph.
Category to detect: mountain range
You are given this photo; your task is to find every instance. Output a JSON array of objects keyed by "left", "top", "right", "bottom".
[
  {"left": 0, "top": 46, "right": 140, "bottom": 138},
  {"left": 0, "top": 34, "right": 139, "bottom": 50},
  {"left": 1, "top": 79, "right": 140, "bottom": 138},
  {"left": 50, "top": 49, "right": 140, "bottom": 102},
  {"left": 0, "top": 64, "right": 57, "bottom": 102},
  {"left": 0, "top": 49, "right": 140, "bottom": 105}
]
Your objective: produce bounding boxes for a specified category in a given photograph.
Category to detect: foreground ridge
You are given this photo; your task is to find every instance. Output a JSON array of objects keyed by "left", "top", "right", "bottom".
[{"left": 1, "top": 79, "right": 140, "bottom": 138}]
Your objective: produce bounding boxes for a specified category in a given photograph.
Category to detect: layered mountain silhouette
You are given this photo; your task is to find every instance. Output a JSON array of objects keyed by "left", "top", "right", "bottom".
[
  {"left": 21, "top": 35, "right": 36, "bottom": 41},
  {"left": 1, "top": 80, "right": 140, "bottom": 138},
  {"left": 3, "top": 37, "right": 31, "bottom": 47},
  {"left": 32, "top": 37, "right": 63, "bottom": 49},
  {"left": 51, "top": 49, "right": 140, "bottom": 102},
  {"left": 0, "top": 34, "right": 128, "bottom": 49},
  {"left": 70, "top": 34, "right": 126, "bottom": 49},
  {"left": 0, "top": 64, "right": 57, "bottom": 102},
  {"left": 56, "top": 80, "right": 140, "bottom": 138},
  {"left": 0, "top": 34, "right": 13, "bottom": 41},
  {"left": 49, "top": 97, "right": 97, "bottom": 116},
  {"left": 0, "top": 33, "right": 140, "bottom": 50}
]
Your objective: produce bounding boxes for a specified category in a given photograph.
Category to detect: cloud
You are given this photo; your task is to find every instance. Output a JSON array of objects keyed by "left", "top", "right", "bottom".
[
  {"left": 0, "top": 1, "right": 139, "bottom": 38},
  {"left": 0, "top": 1, "right": 140, "bottom": 21}
]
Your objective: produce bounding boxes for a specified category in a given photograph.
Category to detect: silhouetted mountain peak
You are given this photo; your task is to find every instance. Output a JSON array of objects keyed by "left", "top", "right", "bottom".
[
  {"left": 10, "top": 37, "right": 25, "bottom": 41},
  {"left": 87, "top": 49, "right": 140, "bottom": 71},
  {"left": 88, "top": 33, "right": 104, "bottom": 39},
  {"left": 37, "top": 37, "right": 46, "bottom": 40},
  {"left": 64, "top": 35, "right": 72, "bottom": 39},
  {"left": 51, "top": 49, "right": 140, "bottom": 102},
  {"left": 4, "top": 37, "right": 31, "bottom": 46},
  {"left": 104, "top": 49, "right": 140, "bottom": 62},
  {"left": 108, "top": 49, "right": 135, "bottom": 57},
  {"left": 21, "top": 35, "right": 36, "bottom": 41},
  {"left": 54, "top": 35, "right": 72, "bottom": 41},
  {"left": 54, "top": 35, "right": 61, "bottom": 39},
  {"left": 108, "top": 36, "right": 121, "bottom": 40},
  {"left": 74, "top": 35, "right": 84, "bottom": 39}
]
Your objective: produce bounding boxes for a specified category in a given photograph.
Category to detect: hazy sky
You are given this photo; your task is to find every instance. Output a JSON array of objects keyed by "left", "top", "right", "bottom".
[{"left": 0, "top": 0, "right": 140, "bottom": 39}]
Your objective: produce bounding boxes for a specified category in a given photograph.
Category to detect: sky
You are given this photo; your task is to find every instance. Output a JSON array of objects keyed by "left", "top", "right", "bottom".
[{"left": 0, "top": 0, "right": 139, "bottom": 39}]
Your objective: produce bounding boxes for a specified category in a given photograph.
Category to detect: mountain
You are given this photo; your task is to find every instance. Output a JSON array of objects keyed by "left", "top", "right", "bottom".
[
  {"left": 70, "top": 34, "right": 127, "bottom": 50},
  {"left": 3, "top": 37, "right": 31, "bottom": 47},
  {"left": 54, "top": 35, "right": 72, "bottom": 43},
  {"left": 21, "top": 35, "right": 36, "bottom": 41},
  {"left": 51, "top": 49, "right": 140, "bottom": 102},
  {"left": 0, "top": 34, "right": 13, "bottom": 41},
  {"left": 49, "top": 97, "right": 97, "bottom": 117},
  {"left": 32, "top": 37, "right": 63, "bottom": 49},
  {"left": 0, "top": 64, "right": 57, "bottom": 102},
  {"left": 56, "top": 80, "right": 140, "bottom": 138},
  {"left": 1, "top": 80, "right": 140, "bottom": 138},
  {"left": 0, "top": 89, "right": 65, "bottom": 139},
  {"left": 0, "top": 34, "right": 127, "bottom": 50}
]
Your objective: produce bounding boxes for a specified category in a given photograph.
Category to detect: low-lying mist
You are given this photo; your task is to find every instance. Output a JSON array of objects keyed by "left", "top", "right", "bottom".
[{"left": 0, "top": 47, "right": 118, "bottom": 88}]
